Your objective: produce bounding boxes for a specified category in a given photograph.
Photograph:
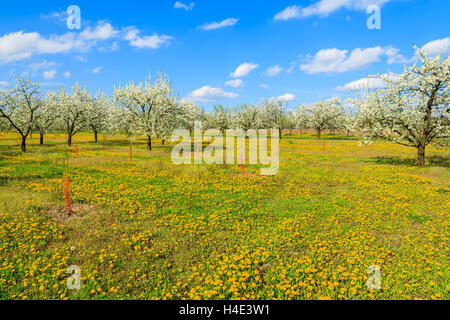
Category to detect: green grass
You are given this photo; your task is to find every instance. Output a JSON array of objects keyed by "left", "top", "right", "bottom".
[{"left": 0, "top": 131, "right": 448, "bottom": 300}]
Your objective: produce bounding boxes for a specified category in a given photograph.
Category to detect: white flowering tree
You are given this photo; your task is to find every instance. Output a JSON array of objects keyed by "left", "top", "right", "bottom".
[
  {"left": 114, "top": 74, "right": 181, "bottom": 150},
  {"left": 283, "top": 110, "right": 297, "bottom": 135},
  {"left": 56, "top": 84, "right": 91, "bottom": 146},
  {"left": 232, "top": 104, "right": 260, "bottom": 132},
  {"left": 211, "top": 105, "right": 231, "bottom": 133},
  {"left": 87, "top": 92, "right": 110, "bottom": 143},
  {"left": 0, "top": 78, "right": 42, "bottom": 152},
  {"left": 308, "top": 97, "right": 344, "bottom": 139},
  {"left": 293, "top": 104, "right": 310, "bottom": 134},
  {"left": 34, "top": 91, "right": 58, "bottom": 145},
  {"left": 180, "top": 101, "right": 204, "bottom": 135},
  {"left": 260, "top": 98, "right": 285, "bottom": 138},
  {"left": 354, "top": 47, "right": 449, "bottom": 166}
]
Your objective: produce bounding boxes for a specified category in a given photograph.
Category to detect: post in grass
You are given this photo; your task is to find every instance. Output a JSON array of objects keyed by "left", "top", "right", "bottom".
[{"left": 64, "top": 177, "right": 72, "bottom": 214}]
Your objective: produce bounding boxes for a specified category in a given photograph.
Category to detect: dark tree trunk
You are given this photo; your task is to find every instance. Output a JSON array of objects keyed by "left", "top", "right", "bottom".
[
  {"left": 161, "top": 138, "right": 165, "bottom": 146},
  {"left": 68, "top": 135, "right": 72, "bottom": 147},
  {"left": 417, "top": 145, "right": 426, "bottom": 166},
  {"left": 147, "top": 136, "right": 152, "bottom": 151},
  {"left": 317, "top": 129, "right": 321, "bottom": 140},
  {"left": 21, "top": 136, "right": 26, "bottom": 152},
  {"left": 94, "top": 131, "right": 98, "bottom": 143},
  {"left": 40, "top": 133, "right": 44, "bottom": 145}
]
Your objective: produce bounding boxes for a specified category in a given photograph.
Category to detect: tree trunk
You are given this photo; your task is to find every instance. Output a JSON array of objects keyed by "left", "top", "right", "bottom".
[
  {"left": 147, "top": 136, "right": 152, "bottom": 151},
  {"left": 417, "top": 145, "right": 426, "bottom": 166},
  {"left": 94, "top": 131, "right": 98, "bottom": 143},
  {"left": 21, "top": 136, "right": 26, "bottom": 152},
  {"left": 161, "top": 138, "right": 165, "bottom": 146},
  {"left": 68, "top": 135, "right": 72, "bottom": 147},
  {"left": 40, "top": 133, "right": 44, "bottom": 145},
  {"left": 317, "top": 129, "right": 321, "bottom": 140}
]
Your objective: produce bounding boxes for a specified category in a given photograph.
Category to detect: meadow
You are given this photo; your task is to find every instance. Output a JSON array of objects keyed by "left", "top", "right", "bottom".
[{"left": 0, "top": 131, "right": 448, "bottom": 300}]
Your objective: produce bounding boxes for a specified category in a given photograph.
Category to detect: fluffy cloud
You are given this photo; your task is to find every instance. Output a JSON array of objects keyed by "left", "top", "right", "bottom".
[
  {"left": 79, "top": 22, "right": 118, "bottom": 41},
  {"left": 0, "top": 22, "right": 172, "bottom": 63},
  {"left": 300, "top": 46, "right": 405, "bottom": 74},
  {"left": 198, "top": 18, "right": 239, "bottom": 31},
  {"left": 273, "top": 93, "right": 296, "bottom": 103},
  {"left": 63, "top": 71, "right": 71, "bottom": 79},
  {"left": 260, "top": 84, "right": 269, "bottom": 89},
  {"left": 225, "top": 79, "right": 244, "bottom": 88},
  {"left": 124, "top": 27, "right": 172, "bottom": 49},
  {"left": 274, "top": 0, "right": 391, "bottom": 21},
  {"left": 187, "top": 86, "right": 238, "bottom": 102},
  {"left": 230, "top": 62, "right": 258, "bottom": 78},
  {"left": 335, "top": 73, "right": 399, "bottom": 91},
  {"left": 43, "top": 69, "right": 57, "bottom": 80},
  {"left": 335, "top": 77, "right": 386, "bottom": 91},
  {"left": 174, "top": 1, "right": 195, "bottom": 11},
  {"left": 274, "top": 5, "right": 302, "bottom": 21},
  {"left": 421, "top": 37, "right": 450, "bottom": 56},
  {"left": 265, "top": 64, "right": 283, "bottom": 77},
  {"left": 0, "top": 31, "right": 83, "bottom": 63},
  {"left": 92, "top": 67, "right": 102, "bottom": 74},
  {"left": 275, "top": 0, "right": 392, "bottom": 20}
]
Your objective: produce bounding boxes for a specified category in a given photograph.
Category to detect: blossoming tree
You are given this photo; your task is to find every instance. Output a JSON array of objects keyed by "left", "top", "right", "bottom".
[
  {"left": 114, "top": 74, "right": 181, "bottom": 150},
  {"left": 0, "top": 78, "right": 42, "bottom": 152},
  {"left": 354, "top": 47, "right": 449, "bottom": 166}
]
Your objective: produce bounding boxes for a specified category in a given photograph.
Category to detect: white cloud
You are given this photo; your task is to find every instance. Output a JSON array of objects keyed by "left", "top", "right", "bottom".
[
  {"left": 275, "top": 0, "right": 392, "bottom": 20},
  {"left": 274, "top": 5, "right": 302, "bottom": 21},
  {"left": 63, "top": 71, "right": 71, "bottom": 79},
  {"left": 92, "top": 67, "right": 102, "bottom": 74},
  {"left": 79, "top": 22, "right": 119, "bottom": 41},
  {"left": 335, "top": 77, "right": 386, "bottom": 91},
  {"left": 421, "top": 37, "right": 450, "bottom": 56},
  {"left": 174, "top": 1, "right": 195, "bottom": 11},
  {"left": 260, "top": 84, "right": 269, "bottom": 89},
  {"left": 265, "top": 64, "right": 283, "bottom": 77},
  {"left": 230, "top": 62, "right": 258, "bottom": 78},
  {"left": 124, "top": 27, "right": 173, "bottom": 49},
  {"left": 187, "top": 86, "right": 238, "bottom": 102},
  {"left": 335, "top": 74, "right": 399, "bottom": 91},
  {"left": 30, "top": 60, "right": 56, "bottom": 72},
  {"left": 285, "top": 63, "right": 296, "bottom": 74},
  {"left": 300, "top": 46, "right": 405, "bottom": 74},
  {"left": 43, "top": 69, "right": 57, "bottom": 80},
  {"left": 274, "top": 93, "right": 296, "bottom": 103},
  {"left": 0, "top": 22, "right": 171, "bottom": 64},
  {"left": 198, "top": 18, "right": 239, "bottom": 31},
  {"left": 0, "top": 31, "right": 85, "bottom": 63},
  {"left": 225, "top": 79, "right": 244, "bottom": 88}
]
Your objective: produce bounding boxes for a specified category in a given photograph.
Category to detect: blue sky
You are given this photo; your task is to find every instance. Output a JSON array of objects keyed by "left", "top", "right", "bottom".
[{"left": 0, "top": 0, "right": 449, "bottom": 111}]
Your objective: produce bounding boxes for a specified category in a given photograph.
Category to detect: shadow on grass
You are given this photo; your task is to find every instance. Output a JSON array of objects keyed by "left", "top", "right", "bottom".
[{"left": 371, "top": 155, "right": 449, "bottom": 168}]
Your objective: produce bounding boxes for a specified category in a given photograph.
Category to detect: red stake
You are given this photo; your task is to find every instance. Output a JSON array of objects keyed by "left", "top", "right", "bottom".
[
  {"left": 239, "top": 153, "right": 244, "bottom": 176},
  {"left": 75, "top": 145, "right": 78, "bottom": 159},
  {"left": 64, "top": 177, "right": 71, "bottom": 213}
]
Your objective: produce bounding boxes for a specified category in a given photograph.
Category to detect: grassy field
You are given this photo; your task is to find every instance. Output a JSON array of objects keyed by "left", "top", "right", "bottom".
[{"left": 0, "top": 131, "right": 448, "bottom": 300}]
